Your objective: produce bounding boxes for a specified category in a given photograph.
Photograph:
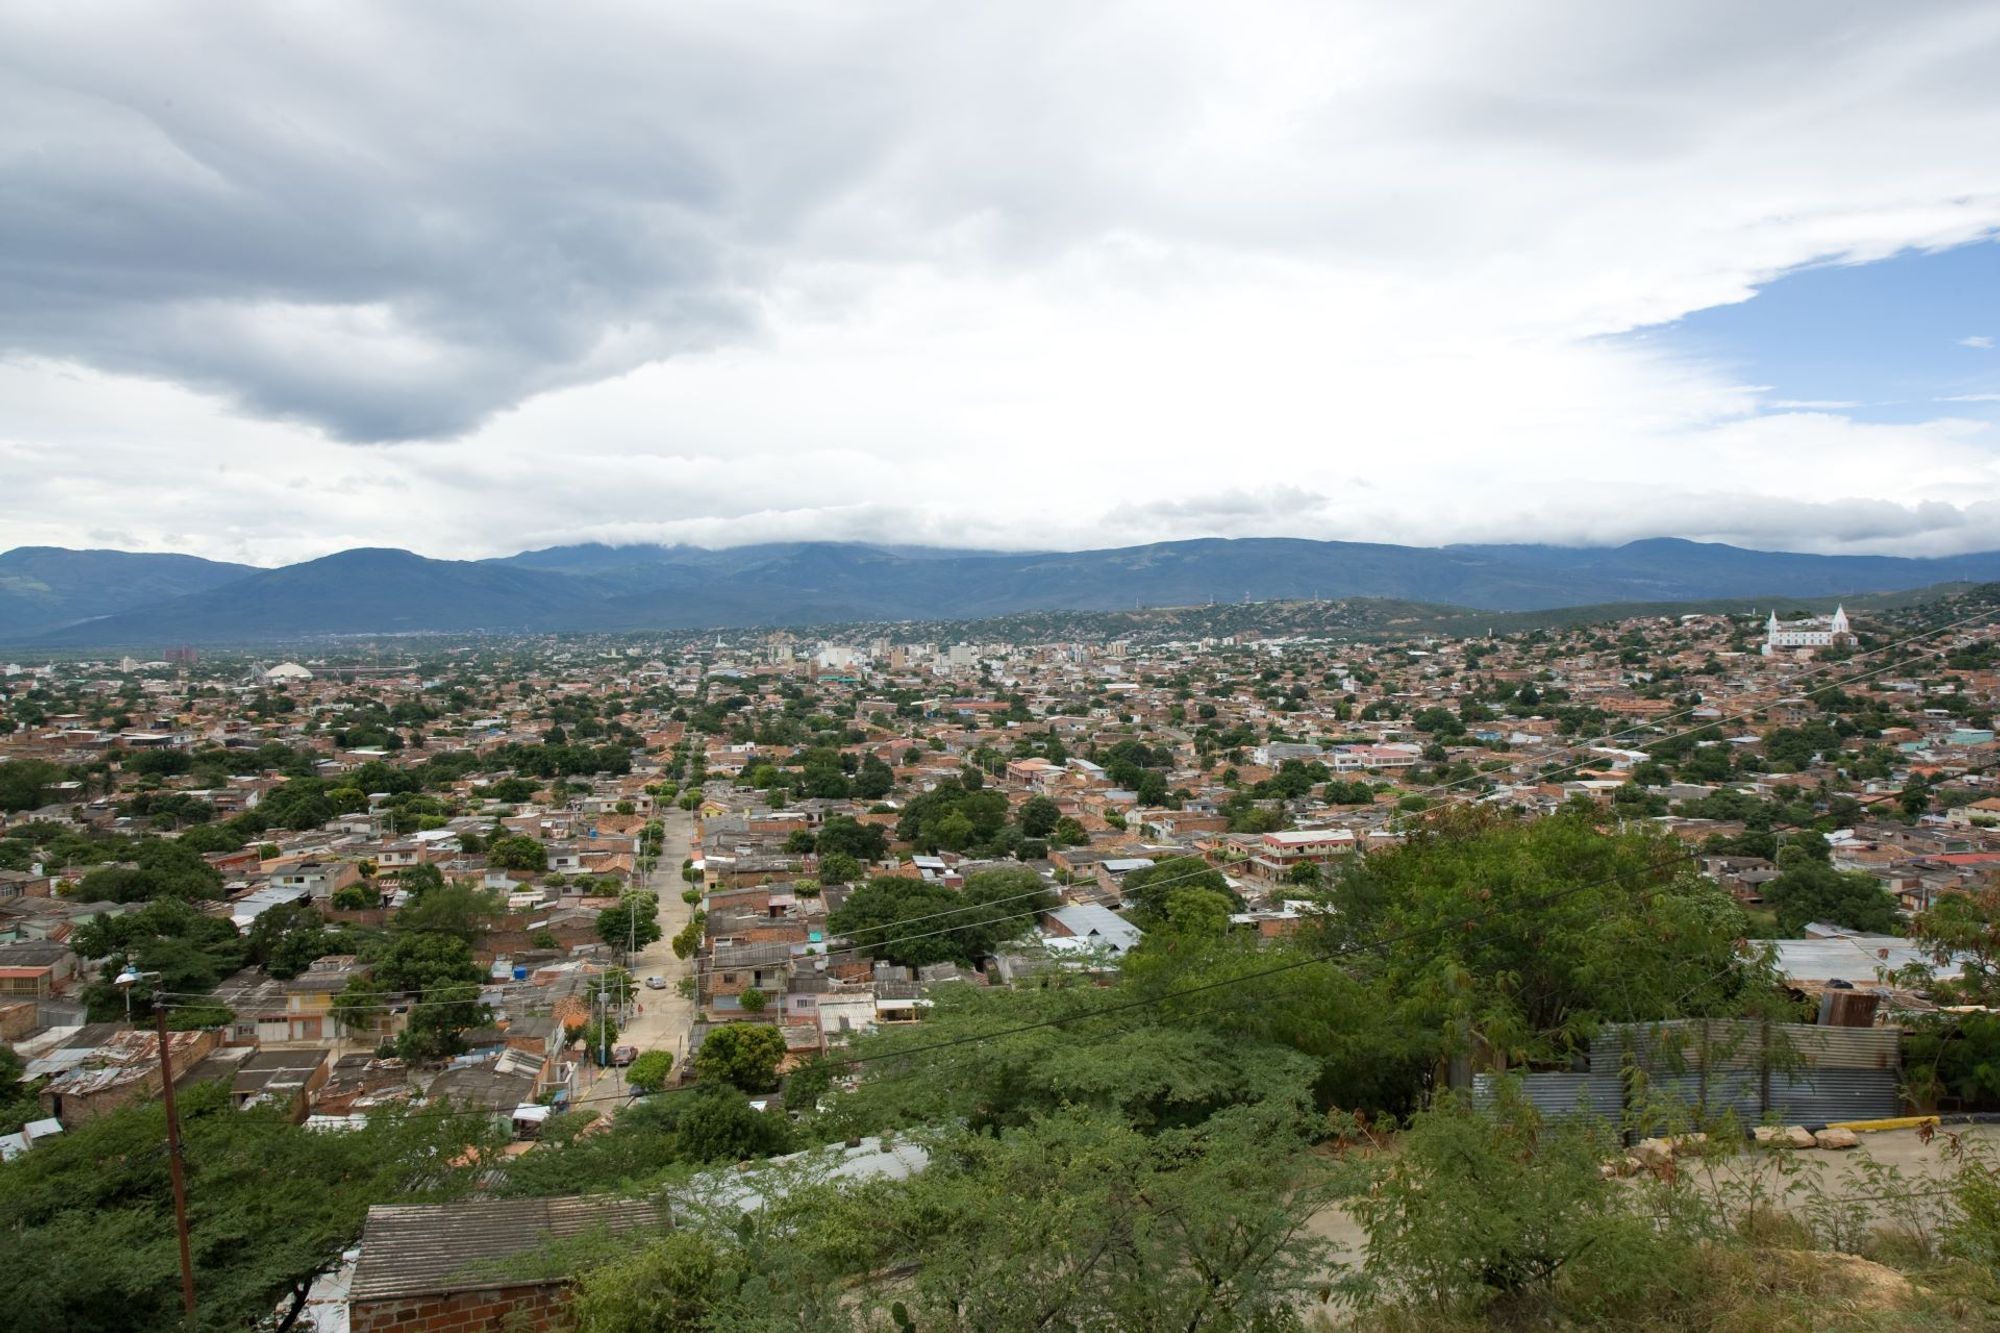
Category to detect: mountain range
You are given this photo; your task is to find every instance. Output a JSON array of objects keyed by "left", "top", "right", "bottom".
[{"left": 7, "top": 537, "right": 2000, "bottom": 646}]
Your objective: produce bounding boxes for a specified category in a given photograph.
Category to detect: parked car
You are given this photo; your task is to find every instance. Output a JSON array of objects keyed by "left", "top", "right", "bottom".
[
  {"left": 610, "top": 1044, "right": 638, "bottom": 1067},
  {"left": 644, "top": 975, "right": 667, "bottom": 990}
]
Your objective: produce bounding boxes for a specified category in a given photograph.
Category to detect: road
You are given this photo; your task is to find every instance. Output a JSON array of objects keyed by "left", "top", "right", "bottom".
[{"left": 581, "top": 803, "right": 699, "bottom": 1112}]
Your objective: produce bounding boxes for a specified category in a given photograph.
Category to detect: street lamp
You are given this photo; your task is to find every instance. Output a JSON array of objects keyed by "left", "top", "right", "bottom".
[{"left": 114, "top": 965, "right": 160, "bottom": 1022}]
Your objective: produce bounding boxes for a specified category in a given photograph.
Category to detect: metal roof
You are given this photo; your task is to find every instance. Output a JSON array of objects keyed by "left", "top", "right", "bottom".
[{"left": 350, "top": 1196, "right": 664, "bottom": 1300}]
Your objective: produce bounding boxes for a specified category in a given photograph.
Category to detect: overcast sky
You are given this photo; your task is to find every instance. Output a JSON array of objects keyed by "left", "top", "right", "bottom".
[{"left": 4, "top": 1, "right": 2000, "bottom": 566}]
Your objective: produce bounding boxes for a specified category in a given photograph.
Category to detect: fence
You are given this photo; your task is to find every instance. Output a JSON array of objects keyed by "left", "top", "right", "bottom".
[{"left": 1474, "top": 1018, "right": 1901, "bottom": 1130}]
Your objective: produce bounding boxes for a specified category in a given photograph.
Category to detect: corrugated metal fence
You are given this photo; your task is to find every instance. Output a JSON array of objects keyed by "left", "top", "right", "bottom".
[{"left": 1474, "top": 1019, "right": 1901, "bottom": 1129}]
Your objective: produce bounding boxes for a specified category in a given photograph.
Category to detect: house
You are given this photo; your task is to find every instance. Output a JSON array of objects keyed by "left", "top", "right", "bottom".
[
  {"left": 424, "top": 1046, "right": 560, "bottom": 1119},
  {"left": 347, "top": 1196, "right": 664, "bottom": 1333},
  {"left": 1040, "top": 903, "right": 1145, "bottom": 958},
  {"left": 285, "top": 955, "right": 375, "bottom": 1043},
  {"left": 184, "top": 1045, "right": 336, "bottom": 1117},
  {"left": 0, "top": 940, "right": 77, "bottom": 999},
  {"left": 1244, "top": 828, "right": 1356, "bottom": 884},
  {"left": 38, "top": 1028, "right": 221, "bottom": 1127}
]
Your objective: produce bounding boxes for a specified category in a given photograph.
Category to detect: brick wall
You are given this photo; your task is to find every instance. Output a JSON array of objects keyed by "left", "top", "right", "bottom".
[{"left": 349, "top": 1282, "right": 572, "bottom": 1333}]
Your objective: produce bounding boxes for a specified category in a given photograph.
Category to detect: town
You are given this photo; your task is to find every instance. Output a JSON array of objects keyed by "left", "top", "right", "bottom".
[{"left": 4, "top": 586, "right": 2000, "bottom": 1328}]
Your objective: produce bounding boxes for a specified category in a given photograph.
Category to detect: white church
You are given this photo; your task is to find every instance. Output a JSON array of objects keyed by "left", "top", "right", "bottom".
[{"left": 1762, "top": 606, "right": 1854, "bottom": 656}]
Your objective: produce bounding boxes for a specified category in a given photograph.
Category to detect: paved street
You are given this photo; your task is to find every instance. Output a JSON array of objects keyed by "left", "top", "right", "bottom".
[{"left": 580, "top": 803, "right": 699, "bottom": 1112}]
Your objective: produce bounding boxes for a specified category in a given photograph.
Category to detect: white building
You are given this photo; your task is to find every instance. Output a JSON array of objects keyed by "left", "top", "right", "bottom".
[{"left": 1762, "top": 606, "right": 1853, "bottom": 656}]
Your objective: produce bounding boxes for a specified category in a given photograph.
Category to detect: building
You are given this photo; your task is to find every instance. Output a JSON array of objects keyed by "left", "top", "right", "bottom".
[
  {"left": 1762, "top": 606, "right": 1855, "bottom": 656},
  {"left": 347, "top": 1196, "right": 664, "bottom": 1333}
]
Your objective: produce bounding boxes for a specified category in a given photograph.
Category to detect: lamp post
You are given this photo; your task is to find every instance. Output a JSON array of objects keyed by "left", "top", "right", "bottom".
[{"left": 114, "top": 964, "right": 160, "bottom": 1023}]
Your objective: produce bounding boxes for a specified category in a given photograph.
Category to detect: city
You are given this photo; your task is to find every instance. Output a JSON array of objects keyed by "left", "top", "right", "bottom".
[
  {"left": 8, "top": 3, "right": 2000, "bottom": 1330},
  {"left": 3, "top": 584, "right": 2000, "bottom": 1327}
]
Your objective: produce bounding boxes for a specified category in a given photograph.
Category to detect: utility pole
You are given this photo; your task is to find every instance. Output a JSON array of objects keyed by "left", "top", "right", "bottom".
[{"left": 153, "top": 999, "right": 198, "bottom": 1318}]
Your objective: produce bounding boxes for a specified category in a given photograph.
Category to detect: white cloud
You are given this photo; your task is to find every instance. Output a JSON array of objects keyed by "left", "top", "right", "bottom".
[
  {"left": 1963, "top": 335, "right": 1997, "bottom": 348},
  {"left": 4, "top": 2, "right": 2000, "bottom": 561}
]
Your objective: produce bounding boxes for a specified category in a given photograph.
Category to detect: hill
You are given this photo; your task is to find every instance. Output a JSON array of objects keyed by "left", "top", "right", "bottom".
[
  {"left": 16, "top": 536, "right": 2000, "bottom": 646},
  {"left": 30, "top": 548, "right": 603, "bottom": 644},
  {"left": 0, "top": 547, "right": 256, "bottom": 639}
]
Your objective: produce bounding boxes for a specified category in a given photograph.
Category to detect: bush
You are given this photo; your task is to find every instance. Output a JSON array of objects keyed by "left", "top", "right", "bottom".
[{"left": 626, "top": 1050, "right": 674, "bottom": 1094}]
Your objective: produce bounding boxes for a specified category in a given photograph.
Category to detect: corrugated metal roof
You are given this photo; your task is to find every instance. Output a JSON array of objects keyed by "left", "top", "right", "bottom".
[{"left": 350, "top": 1196, "right": 663, "bottom": 1300}]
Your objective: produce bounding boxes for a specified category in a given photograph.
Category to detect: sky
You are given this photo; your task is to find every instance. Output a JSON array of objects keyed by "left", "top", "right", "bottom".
[{"left": 3, "top": 1, "right": 2000, "bottom": 567}]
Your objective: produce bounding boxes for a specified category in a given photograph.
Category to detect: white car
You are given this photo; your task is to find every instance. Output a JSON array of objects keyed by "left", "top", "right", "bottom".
[{"left": 643, "top": 975, "right": 667, "bottom": 990}]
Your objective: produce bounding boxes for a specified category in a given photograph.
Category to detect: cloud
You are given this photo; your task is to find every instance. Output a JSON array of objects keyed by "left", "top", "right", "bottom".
[
  {"left": 5, "top": 3, "right": 2000, "bottom": 559},
  {"left": 1963, "top": 335, "right": 1997, "bottom": 348}
]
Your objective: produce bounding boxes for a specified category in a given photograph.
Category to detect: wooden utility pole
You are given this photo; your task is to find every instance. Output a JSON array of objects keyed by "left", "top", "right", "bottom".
[{"left": 153, "top": 1000, "right": 198, "bottom": 1317}]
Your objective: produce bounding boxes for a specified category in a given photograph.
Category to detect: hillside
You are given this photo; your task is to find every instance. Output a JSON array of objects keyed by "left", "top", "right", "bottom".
[
  {"left": 29, "top": 549, "right": 604, "bottom": 644},
  {"left": 16, "top": 536, "right": 2000, "bottom": 645},
  {"left": 0, "top": 547, "right": 256, "bottom": 639}
]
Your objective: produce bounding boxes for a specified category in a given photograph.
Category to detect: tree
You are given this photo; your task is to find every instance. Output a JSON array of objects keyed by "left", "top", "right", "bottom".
[
  {"left": 1049, "top": 816, "right": 1087, "bottom": 848},
  {"left": 246, "top": 903, "right": 354, "bottom": 980},
  {"left": 827, "top": 868, "right": 1050, "bottom": 968},
  {"left": 1019, "top": 795, "right": 1061, "bottom": 839},
  {"left": 398, "top": 862, "right": 446, "bottom": 898},
  {"left": 818, "top": 850, "right": 861, "bottom": 886},
  {"left": 78, "top": 838, "right": 223, "bottom": 903},
  {"left": 1119, "top": 855, "right": 1239, "bottom": 929},
  {"left": 1323, "top": 806, "right": 1772, "bottom": 1071},
  {"left": 0, "top": 759, "right": 60, "bottom": 813},
  {"left": 815, "top": 815, "right": 888, "bottom": 863},
  {"left": 598, "top": 893, "right": 664, "bottom": 952},
  {"left": 389, "top": 880, "right": 497, "bottom": 943},
  {"left": 672, "top": 912, "right": 706, "bottom": 960},
  {"left": 0, "top": 1089, "right": 499, "bottom": 1333},
  {"left": 738, "top": 987, "right": 768, "bottom": 1014},
  {"left": 1901, "top": 884, "right": 2000, "bottom": 1006},
  {"left": 356, "top": 932, "right": 489, "bottom": 1060},
  {"left": 74, "top": 898, "right": 246, "bottom": 1021},
  {"left": 694, "top": 1023, "right": 787, "bottom": 1092},
  {"left": 626, "top": 1049, "right": 674, "bottom": 1094},
  {"left": 330, "top": 883, "right": 380, "bottom": 911},
  {"left": 487, "top": 834, "right": 549, "bottom": 872},
  {"left": 1763, "top": 859, "right": 1899, "bottom": 935},
  {"left": 1349, "top": 1085, "right": 1692, "bottom": 1317}
]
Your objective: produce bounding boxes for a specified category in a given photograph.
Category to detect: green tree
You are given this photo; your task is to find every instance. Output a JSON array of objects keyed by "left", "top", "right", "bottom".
[
  {"left": 355, "top": 932, "right": 489, "bottom": 1060},
  {"left": 0, "top": 1089, "right": 499, "bottom": 1333},
  {"left": 0, "top": 758, "right": 61, "bottom": 813},
  {"left": 1349, "top": 1085, "right": 1700, "bottom": 1318},
  {"left": 1019, "top": 795, "right": 1061, "bottom": 839},
  {"left": 598, "top": 893, "right": 664, "bottom": 952},
  {"left": 694, "top": 1023, "right": 787, "bottom": 1092},
  {"left": 390, "top": 881, "right": 499, "bottom": 943},
  {"left": 827, "top": 868, "right": 1050, "bottom": 968},
  {"left": 626, "top": 1049, "right": 675, "bottom": 1094},
  {"left": 398, "top": 861, "right": 445, "bottom": 898},
  {"left": 77, "top": 838, "right": 223, "bottom": 903},
  {"left": 818, "top": 850, "right": 862, "bottom": 886},
  {"left": 1763, "top": 859, "right": 1899, "bottom": 935},
  {"left": 1118, "top": 855, "right": 1238, "bottom": 929},
  {"left": 1323, "top": 807, "right": 1773, "bottom": 1071},
  {"left": 487, "top": 834, "right": 549, "bottom": 872}
]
